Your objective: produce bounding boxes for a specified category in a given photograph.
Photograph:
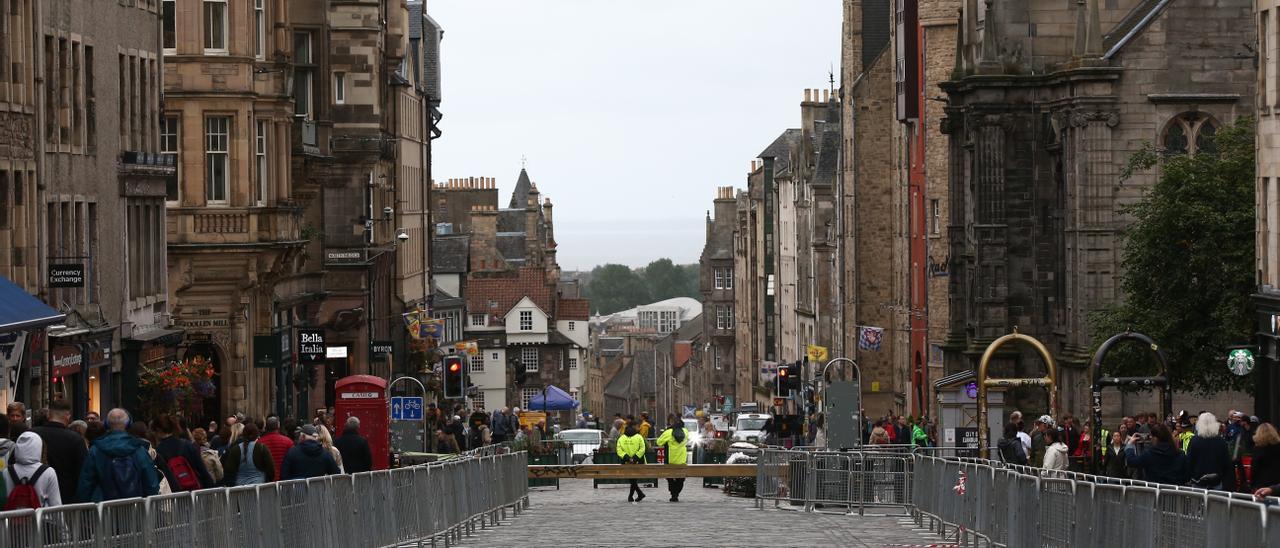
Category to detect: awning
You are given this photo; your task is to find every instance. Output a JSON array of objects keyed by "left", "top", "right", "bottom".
[
  {"left": 528, "top": 385, "right": 579, "bottom": 411},
  {"left": 0, "top": 276, "right": 64, "bottom": 333}
]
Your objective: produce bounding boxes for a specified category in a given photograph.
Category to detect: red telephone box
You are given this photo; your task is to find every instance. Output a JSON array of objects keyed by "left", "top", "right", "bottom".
[{"left": 334, "top": 375, "right": 389, "bottom": 470}]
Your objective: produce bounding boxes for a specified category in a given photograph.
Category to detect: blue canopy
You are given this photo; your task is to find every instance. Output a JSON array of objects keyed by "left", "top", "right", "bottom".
[
  {"left": 528, "top": 385, "right": 579, "bottom": 411},
  {"left": 0, "top": 276, "right": 63, "bottom": 332}
]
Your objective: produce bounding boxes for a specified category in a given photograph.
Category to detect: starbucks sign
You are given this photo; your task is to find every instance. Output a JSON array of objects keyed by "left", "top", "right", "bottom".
[{"left": 1227, "top": 348, "right": 1254, "bottom": 376}]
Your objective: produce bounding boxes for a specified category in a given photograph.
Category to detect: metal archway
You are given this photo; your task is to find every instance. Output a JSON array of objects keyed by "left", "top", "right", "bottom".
[
  {"left": 819, "top": 357, "right": 864, "bottom": 449},
  {"left": 1089, "top": 330, "right": 1170, "bottom": 472},
  {"left": 977, "top": 330, "right": 1058, "bottom": 458}
]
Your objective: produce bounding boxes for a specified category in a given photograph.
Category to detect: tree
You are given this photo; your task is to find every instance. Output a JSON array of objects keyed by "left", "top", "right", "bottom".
[
  {"left": 642, "top": 258, "right": 692, "bottom": 301},
  {"left": 585, "top": 264, "right": 651, "bottom": 315},
  {"left": 1088, "top": 117, "right": 1256, "bottom": 395}
]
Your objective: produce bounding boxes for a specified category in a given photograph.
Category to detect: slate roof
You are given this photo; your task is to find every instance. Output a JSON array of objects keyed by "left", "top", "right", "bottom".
[
  {"left": 557, "top": 299, "right": 590, "bottom": 321},
  {"left": 408, "top": 2, "right": 423, "bottom": 39},
  {"left": 759, "top": 129, "right": 802, "bottom": 173},
  {"left": 497, "top": 210, "right": 526, "bottom": 232},
  {"left": 432, "top": 235, "right": 470, "bottom": 273},
  {"left": 814, "top": 124, "right": 840, "bottom": 187},
  {"left": 496, "top": 233, "right": 526, "bottom": 263},
  {"left": 465, "top": 267, "right": 554, "bottom": 321},
  {"left": 634, "top": 351, "right": 655, "bottom": 395},
  {"left": 598, "top": 337, "right": 625, "bottom": 357},
  {"left": 604, "top": 363, "right": 633, "bottom": 398},
  {"left": 509, "top": 169, "right": 533, "bottom": 209}
]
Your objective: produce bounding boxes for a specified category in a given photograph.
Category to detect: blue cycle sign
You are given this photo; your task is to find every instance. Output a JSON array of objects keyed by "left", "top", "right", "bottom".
[{"left": 391, "top": 396, "right": 424, "bottom": 421}]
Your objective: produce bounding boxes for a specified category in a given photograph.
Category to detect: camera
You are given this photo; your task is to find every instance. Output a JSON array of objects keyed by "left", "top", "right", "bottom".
[{"left": 396, "top": 231, "right": 410, "bottom": 242}]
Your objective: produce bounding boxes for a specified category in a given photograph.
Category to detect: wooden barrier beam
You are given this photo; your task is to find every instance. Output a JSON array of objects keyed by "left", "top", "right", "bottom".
[{"left": 526, "top": 464, "right": 756, "bottom": 480}]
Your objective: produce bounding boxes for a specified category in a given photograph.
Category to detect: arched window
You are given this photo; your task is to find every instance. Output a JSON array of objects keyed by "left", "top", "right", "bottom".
[{"left": 1161, "top": 112, "right": 1220, "bottom": 156}]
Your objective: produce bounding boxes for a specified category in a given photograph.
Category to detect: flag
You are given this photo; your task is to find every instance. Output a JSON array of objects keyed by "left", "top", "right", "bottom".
[
  {"left": 421, "top": 318, "right": 444, "bottom": 340},
  {"left": 402, "top": 311, "right": 422, "bottom": 340},
  {"left": 806, "top": 344, "right": 829, "bottom": 363},
  {"left": 858, "top": 326, "right": 884, "bottom": 351}
]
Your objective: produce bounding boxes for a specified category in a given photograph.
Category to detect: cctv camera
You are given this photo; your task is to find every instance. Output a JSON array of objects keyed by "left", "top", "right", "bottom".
[
  {"left": 383, "top": 206, "right": 394, "bottom": 217},
  {"left": 396, "top": 231, "right": 410, "bottom": 242}
]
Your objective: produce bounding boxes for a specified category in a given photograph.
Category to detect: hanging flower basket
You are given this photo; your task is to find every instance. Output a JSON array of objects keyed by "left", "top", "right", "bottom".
[{"left": 139, "top": 355, "right": 217, "bottom": 420}]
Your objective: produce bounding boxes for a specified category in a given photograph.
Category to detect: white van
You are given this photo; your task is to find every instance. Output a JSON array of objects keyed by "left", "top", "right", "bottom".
[{"left": 731, "top": 413, "right": 770, "bottom": 444}]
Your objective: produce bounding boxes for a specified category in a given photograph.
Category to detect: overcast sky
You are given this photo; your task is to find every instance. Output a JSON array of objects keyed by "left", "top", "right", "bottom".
[{"left": 430, "top": 0, "right": 842, "bottom": 270}]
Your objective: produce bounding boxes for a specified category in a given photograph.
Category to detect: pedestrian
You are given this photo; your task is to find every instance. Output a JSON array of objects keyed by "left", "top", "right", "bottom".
[
  {"left": 1042, "top": 429, "right": 1069, "bottom": 471},
  {"left": 469, "top": 415, "right": 492, "bottom": 448},
  {"left": 1249, "top": 423, "right": 1280, "bottom": 491},
  {"left": 812, "top": 413, "right": 827, "bottom": 449},
  {"left": 998, "top": 422, "right": 1028, "bottom": 465},
  {"left": 317, "top": 425, "right": 344, "bottom": 472},
  {"left": 490, "top": 407, "right": 510, "bottom": 444},
  {"left": 129, "top": 422, "right": 174, "bottom": 495},
  {"left": 869, "top": 421, "right": 890, "bottom": 445},
  {"left": 220, "top": 422, "right": 275, "bottom": 486},
  {"left": 84, "top": 411, "right": 100, "bottom": 425},
  {"left": 1124, "top": 422, "right": 1188, "bottom": 486},
  {"left": 638, "top": 413, "right": 653, "bottom": 438},
  {"left": 910, "top": 417, "right": 928, "bottom": 448},
  {"left": 655, "top": 414, "right": 688, "bottom": 502},
  {"left": 152, "top": 415, "right": 216, "bottom": 492},
  {"left": 191, "top": 428, "right": 224, "bottom": 484},
  {"left": 1030, "top": 416, "right": 1054, "bottom": 467},
  {"left": 609, "top": 418, "right": 624, "bottom": 442},
  {"left": 1104, "top": 431, "right": 1128, "bottom": 478},
  {"left": 7, "top": 402, "right": 27, "bottom": 438},
  {"left": 3, "top": 431, "right": 60, "bottom": 509},
  {"left": 257, "top": 416, "right": 294, "bottom": 477},
  {"left": 616, "top": 422, "right": 647, "bottom": 503},
  {"left": 1185, "top": 412, "right": 1235, "bottom": 490},
  {"left": 334, "top": 417, "right": 373, "bottom": 473},
  {"left": 281, "top": 425, "right": 340, "bottom": 480},
  {"left": 31, "top": 400, "right": 86, "bottom": 503},
  {"left": 435, "top": 429, "right": 459, "bottom": 454},
  {"left": 83, "top": 421, "right": 106, "bottom": 448},
  {"left": 68, "top": 420, "right": 87, "bottom": 439},
  {"left": 76, "top": 408, "right": 160, "bottom": 502}
]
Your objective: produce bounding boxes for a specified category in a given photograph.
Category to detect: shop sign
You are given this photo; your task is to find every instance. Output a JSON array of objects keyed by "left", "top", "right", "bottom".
[
  {"left": 174, "top": 318, "right": 230, "bottom": 329},
  {"left": 186, "top": 332, "right": 213, "bottom": 343},
  {"left": 326, "top": 346, "right": 348, "bottom": 359},
  {"left": 141, "top": 345, "right": 168, "bottom": 365},
  {"left": 371, "top": 341, "right": 394, "bottom": 357},
  {"left": 253, "top": 335, "right": 281, "bottom": 369},
  {"left": 51, "top": 345, "right": 82, "bottom": 377},
  {"left": 341, "top": 391, "right": 379, "bottom": 399},
  {"left": 298, "top": 329, "right": 325, "bottom": 362},
  {"left": 87, "top": 336, "right": 112, "bottom": 368},
  {"left": 325, "top": 250, "right": 364, "bottom": 264},
  {"left": 48, "top": 264, "right": 85, "bottom": 288}
]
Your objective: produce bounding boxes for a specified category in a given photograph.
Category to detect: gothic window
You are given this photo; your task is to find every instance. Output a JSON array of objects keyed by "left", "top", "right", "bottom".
[{"left": 1161, "top": 112, "right": 1219, "bottom": 156}]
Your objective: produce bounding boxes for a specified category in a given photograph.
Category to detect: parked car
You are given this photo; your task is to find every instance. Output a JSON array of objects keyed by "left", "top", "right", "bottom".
[
  {"left": 556, "top": 428, "right": 604, "bottom": 464},
  {"left": 732, "top": 413, "right": 770, "bottom": 444}
]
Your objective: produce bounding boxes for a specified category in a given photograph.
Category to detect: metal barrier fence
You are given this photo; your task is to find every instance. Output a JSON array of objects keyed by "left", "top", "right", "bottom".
[
  {"left": 754, "top": 447, "right": 913, "bottom": 515},
  {"left": 910, "top": 454, "right": 1280, "bottom": 548},
  {"left": 0, "top": 451, "right": 529, "bottom": 548}
]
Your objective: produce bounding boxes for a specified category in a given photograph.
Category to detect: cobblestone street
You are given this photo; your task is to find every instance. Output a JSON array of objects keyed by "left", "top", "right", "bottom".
[{"left": 457, "top": 480, "right": 946, "bottom": 547}]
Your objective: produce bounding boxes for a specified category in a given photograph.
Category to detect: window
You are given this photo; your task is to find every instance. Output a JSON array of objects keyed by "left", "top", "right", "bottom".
[
  {"left": 568, "top": 321, "right": 575, "bottom": 331},
  {"left": 714, "top": 346, "right": 722, "bottom": 370},
  {"left": 714, "top": 267, "right": 734, "bottom": 290},
  {"left": 469, "top": 353, "right": 484, "bottom": 373},
  {"left": 163, "top": 0, "right": 176, "bottom": 51},
  {"left": 569, "top": 356, "right": 578, "bottom": 370},
  {"left": 716, "top": 306, "right": 733, "bottom": 331},
  {"left": 255, "top": 119, "right": 268, "bottom": 205},
  {"left": 470, "top": 392, "right": 486, "bottom": 412},
  {"left": 254, "top": 0, "right": 266, "bottom": 59},
  {"left": 203, "top": 0, "right": 227, "bottom": 52},
  {"left": 470, "top": 314, "right": 486, "bottom": 327},
  {"left": 519, "top": 310, "right": 533, "bottom": 331},
  {"left": 1161, "top": 112, "right": 1220, "bottom": 156},
  {"left": 522, "top": 347, "right": 538, "bottom": 372},
  {"left": 334, "top": 72, "right": 345, "bottom": 104},
  {"left": 520, "top": 387, "right": 540, "bottom": 409},
  {"left": 293, "top": 32, "right": 314, "bottom": 117},
  {"left": 714, "top": 268, "right": 725, "bottom": 289},
  {"left": 1263, "top": 11, "right": 1271, "bottom": 112},
  {"left": 930, "top": 199, "right": 941, "bottom": 235},
  {"left": 161, "top": 115, "right": 180, "bottom": 202},
  {"left": 491, "top": 352, "right": 499, "bottom": 360},
  {"left": 204, "top": 116, "right": 229, "bottom": 204}
]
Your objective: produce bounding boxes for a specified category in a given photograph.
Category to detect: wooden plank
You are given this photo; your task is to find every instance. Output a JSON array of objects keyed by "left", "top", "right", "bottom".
[{"left": 526, "top": 464, "right": 756, "bottom": 480}]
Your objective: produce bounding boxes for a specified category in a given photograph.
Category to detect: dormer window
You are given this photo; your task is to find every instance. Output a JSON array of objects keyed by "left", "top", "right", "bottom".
[
  {"left": 470, "top": 313, "right": 486, "bottom": 327},
  {"left": 519, "top": 310, "right": 533, "bottom": 331}
]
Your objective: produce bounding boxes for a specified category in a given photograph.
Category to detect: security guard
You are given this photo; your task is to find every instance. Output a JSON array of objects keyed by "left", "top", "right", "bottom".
[
  {"left": 656, "top": 414, "right": 689, "bottom": 502},
  {"left": 616, "top": 423, "right": 647, "bottom": 503}
]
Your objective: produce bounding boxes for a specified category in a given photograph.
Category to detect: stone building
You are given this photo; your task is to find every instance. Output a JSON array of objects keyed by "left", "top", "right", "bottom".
[
  {"left": 1257, "top": 0, "right": 1280, "bottom": 423},
  {"left": 941, "top": 0, "right": 1255, "bottom": 415},
  {"left": 28, "top": 0, "right": 177, "bottom": 418},
  {"left": 700, "top": 187, "right": 739, "bottom": 401}
]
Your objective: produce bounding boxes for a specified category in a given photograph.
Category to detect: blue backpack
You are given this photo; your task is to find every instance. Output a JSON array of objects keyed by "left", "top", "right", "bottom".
[{"left": 103, "top": 454, "right": 145, "bottom": 500}]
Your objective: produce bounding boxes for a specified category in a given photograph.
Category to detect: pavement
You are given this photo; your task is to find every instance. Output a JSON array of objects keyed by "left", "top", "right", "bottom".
[{"left": 455, "top": 479, "right": 950, "bottom": 548}]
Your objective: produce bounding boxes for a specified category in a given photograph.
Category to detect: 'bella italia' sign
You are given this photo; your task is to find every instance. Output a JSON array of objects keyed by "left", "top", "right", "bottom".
[{"left": 298, "top": 329, "right": 325, "bottom": 362}]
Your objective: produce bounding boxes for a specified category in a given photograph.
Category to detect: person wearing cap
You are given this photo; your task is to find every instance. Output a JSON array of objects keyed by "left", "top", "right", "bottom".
[
  {"left": 280, "top": 425, "right": 340, "bottom": 480},
  {"left": 1030, "top": 415, "right": 1055, "bottom": 468}
]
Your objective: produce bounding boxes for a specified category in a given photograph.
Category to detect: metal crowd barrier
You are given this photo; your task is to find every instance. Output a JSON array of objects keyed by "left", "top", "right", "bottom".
[
  {"left": 754, "top": 447, "right": 914, "bottom": 515},
  {"left": 0, "top": 451, "right": 529, "bottom": 548},
  {"left": 910, "top": 454, "right": 1280, "bottom": 548}
]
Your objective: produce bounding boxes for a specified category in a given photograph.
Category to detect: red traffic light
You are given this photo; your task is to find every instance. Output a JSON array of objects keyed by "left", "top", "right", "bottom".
[
  {"left": 778, "top": 367, "right": 788, "bottom": 377},
  {"left": 448, "top": 362, "right": 460, "bottom": 373}
]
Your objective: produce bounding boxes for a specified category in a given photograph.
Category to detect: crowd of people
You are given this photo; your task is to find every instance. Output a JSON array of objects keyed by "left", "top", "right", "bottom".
[
  {"left": 993, "top": 408, "right": 1280, "bottom": 500},
  {"left": 0, "top": 401, "right": 378, "bottom": 510}
]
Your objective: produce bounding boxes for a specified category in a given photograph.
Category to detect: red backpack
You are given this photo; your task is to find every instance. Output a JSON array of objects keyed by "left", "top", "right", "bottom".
[
  {"left": 4, "top": 465, "right": 49, "bottom": 510},
  {"left": 166, "top": 455, "right": 202, "bottom": 491}
]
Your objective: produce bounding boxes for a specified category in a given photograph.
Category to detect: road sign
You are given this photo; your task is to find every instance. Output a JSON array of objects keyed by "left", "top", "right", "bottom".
[{"left": 391, "top": 396, "right": 424, "bottom": 421}]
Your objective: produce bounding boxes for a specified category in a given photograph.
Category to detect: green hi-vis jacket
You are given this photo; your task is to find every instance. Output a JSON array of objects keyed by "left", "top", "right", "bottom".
[
  {"left": 616, "top": 434, "right": 647, "bottom": 462},
  {"left": 656, "top": 428, "right": 688, "bottom": 465}
]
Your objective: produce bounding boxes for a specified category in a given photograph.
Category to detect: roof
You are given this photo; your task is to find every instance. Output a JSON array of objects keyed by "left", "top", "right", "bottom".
[
  {"left": 509, "top": 168, "right": 533, "bottom": 209},
  {"left": 603, "top": 363, "right": 633, "bottom": 398},
  {"left": 759, "top": 129, "right": 802, "bottom": 173},
  {"left": 634, "top": 352, "right": 655, "bottom": 394},
  {"left": 598, "top": 337, "right": 625, "bottom": 357},
  {"left": 407, "top": 2, "right": 424, "bottom": 39},
  {"left": 0, "top": 275, "right": 65, "bottom": 332},
  {"left": 496, "top": 233, "right": 526, "bottom": 263},
  {"left": 557, "top": 298, "right": 590, "bottom": 321},
  {"left": 432, "top": 235, "right": 470, "bottom": 273},
  {"left": 497, "top": 209, "right": 526, "bottom": 232},
  {"left": 934, "top": 370, "right": 976, "bottom": 390},
  {"left": 465, "top": 267, "right": 554, "bottom": 320},
  {"left": 592, "top": 297, "right": 703, "bottom": 324}
]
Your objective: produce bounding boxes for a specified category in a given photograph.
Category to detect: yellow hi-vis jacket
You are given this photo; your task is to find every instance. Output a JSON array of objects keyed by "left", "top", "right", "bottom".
[
  {"left": 656, "top": 428, "right": 689, "bottom": 465},
  {"left": 616, "top": 434, "right": 647, "bottom": 463}
]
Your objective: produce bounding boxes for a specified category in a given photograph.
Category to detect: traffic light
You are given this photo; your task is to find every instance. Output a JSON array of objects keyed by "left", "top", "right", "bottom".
[
  {"left": 443, "top": 356, "right": 467, "bottom": 399},
  {"left": 777, "top": 363, "right": 793, "bottom": 394}
]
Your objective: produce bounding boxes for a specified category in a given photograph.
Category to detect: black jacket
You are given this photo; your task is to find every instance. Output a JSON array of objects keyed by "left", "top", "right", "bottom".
[
  {"left": 1186, "top": 436, "right": 1235, "bottom": 490},
  {"left": 1125, "top": 442, "right": 1189, "bottom": 485},
  {"left": 281, "top": 440, "right": 340, "bottom": 480},
  {"left": 1249, "top": 443, "right": 1280, "bottom": 490},
  {"left": 334, "top": 429, "right": 373, "bottom": 473},
  {"left": 997, "top": 437, "right": 1027, "bottom": 465},
  {"left": 154, "top": 436, "right": 217, "bottom": 491},
  {"left": 32, "top": 421, "right": 87, "bottom": 503},
  {"left": 1104, "top": 445, "right": 1129, "bottom": 478}
]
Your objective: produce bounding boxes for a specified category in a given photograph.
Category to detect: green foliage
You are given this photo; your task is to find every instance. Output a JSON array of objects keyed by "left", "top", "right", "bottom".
[
  {"left": 585, "top": 264, "right": 652, "bottom": 315},
  {"left": 1088, "top": 117, "right": 1256, "bottom": 395},
  {"left": 642, "top": 258, "right": 692, "bottom": 302}
]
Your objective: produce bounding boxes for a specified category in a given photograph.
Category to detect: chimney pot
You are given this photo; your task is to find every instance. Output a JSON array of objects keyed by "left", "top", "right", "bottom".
[
  {"left": 823, "top": 89, "right": 829, "bottom": 102},
  {"left": 805, "top": 89, "right": 811, "bottom": 102}
]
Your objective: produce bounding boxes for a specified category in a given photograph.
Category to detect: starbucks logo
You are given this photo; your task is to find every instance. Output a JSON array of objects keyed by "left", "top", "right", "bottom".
[{"left": 1227, "top": 349, "right": 1254, "bottom": 376}]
